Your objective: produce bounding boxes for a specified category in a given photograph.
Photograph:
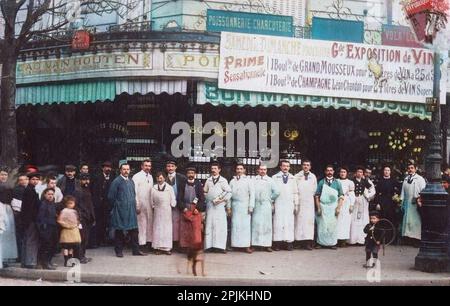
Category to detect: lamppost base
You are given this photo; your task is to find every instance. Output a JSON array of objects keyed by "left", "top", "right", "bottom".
[
  {"left": 415, "top": 255, "right": 448, "bottom": 273},
  {"left": 413, "top": 182, "right": 449, "bottom": 273}
]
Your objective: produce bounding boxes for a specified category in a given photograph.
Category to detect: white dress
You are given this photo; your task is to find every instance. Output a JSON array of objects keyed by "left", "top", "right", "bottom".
[
  {"left": 294, "top": 171, "right": 317, "bottom": 241},
  {"left": 337, "top": 179, "right": 355, "bottom": 240},
  {"left": 150, "top": 183, "right": 176, "bottom": 251},
  {"left": 132, "top": 170, "right": 154, "bottom": 245},
  {"left": 204, "top": 176, "right": 232, "bottom": 250},
  {"left": 272, "top": 172, "right": 298, "bottom": 242}
]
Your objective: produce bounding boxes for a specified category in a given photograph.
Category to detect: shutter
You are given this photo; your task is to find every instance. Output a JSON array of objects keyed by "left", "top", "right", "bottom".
[{"left": 264, "top": 0, "right": 306, "bottom": 26}]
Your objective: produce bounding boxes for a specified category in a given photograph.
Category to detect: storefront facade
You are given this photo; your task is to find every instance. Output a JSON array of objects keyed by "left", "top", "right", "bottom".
[{"left": 13, "top": 1, "right": 450, "bottom": 179}]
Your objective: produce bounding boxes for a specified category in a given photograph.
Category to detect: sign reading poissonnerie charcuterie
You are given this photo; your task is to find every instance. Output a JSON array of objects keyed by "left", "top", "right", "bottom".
[
  {"left": 218, "top": 31, "right": 443, "bottom": 104},
  {"left": 206, "top": 9, "right": 293, "bottom": 37}
]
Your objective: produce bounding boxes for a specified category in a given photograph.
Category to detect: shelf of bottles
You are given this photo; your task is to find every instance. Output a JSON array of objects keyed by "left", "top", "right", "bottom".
[
  {"left": 187, "top": 144, "right": 302, "bottom": 180},
  {"left": 125, "top": 95, "right": 160, "bottom": 170}
]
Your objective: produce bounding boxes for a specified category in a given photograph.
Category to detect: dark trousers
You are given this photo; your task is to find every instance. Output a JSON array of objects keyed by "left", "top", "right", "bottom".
[
  {"left": 75, "top": 222, "right": 92, "bottom": 259},
  {"left": 37, "top": 225, "right": 58, "bottom": 265},
  {"left": 13, "top": 212, "right": 23, "bottom": 261},
  {"left": 365, "top": 243, "right": 379, "bottom": 261},
  {"left": 114, "top": 229, "right": 139, "bottom": 254},
  {"left": 92, "top": 201, "right": 109, "bottom": 246},
  {"left": 226, "top": 216, "right": 232, "bottom": 250},
  {"left": 21, "top": 223, "right": 39, "bottom": 267}
]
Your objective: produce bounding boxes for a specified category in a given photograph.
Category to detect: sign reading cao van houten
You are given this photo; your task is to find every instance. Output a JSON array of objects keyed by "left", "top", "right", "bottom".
[{"left": 218, "top": 32, "right": 436, "bottom": 104}]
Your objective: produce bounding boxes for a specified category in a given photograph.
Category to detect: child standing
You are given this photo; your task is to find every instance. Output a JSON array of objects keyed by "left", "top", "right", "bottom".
[
  {"left": 36, "top": 188, "right": 58, "bottom": 270},
  {"left": 363, "top": 211, "right": 383, "bottom": 268},
  {"left": 57, "top": 196, "right": 81, "bottom": 267}
]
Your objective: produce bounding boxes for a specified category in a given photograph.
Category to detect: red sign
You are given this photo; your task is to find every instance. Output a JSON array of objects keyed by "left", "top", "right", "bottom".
[
  {"left": 72, "top": 30, "right": 91, "bottom": 50},
  {"left": 409, "top": 12, "right": 428, "bottom": 42},
  {"left": 404, "top": 0, "right": 433, "bottom": 17},
  {"left": 382, "top": 25, "right": 422, "bottom": 47}
]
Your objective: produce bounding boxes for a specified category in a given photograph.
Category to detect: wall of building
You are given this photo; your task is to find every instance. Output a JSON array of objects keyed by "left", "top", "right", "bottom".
[{"left": 150, "top": 0, "right": 307, "bottom": 31}]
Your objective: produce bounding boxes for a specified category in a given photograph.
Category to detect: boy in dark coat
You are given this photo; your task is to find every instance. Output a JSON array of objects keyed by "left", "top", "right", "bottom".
[{"left": 363, "top": 211, "right": 383, "bottom": 268}]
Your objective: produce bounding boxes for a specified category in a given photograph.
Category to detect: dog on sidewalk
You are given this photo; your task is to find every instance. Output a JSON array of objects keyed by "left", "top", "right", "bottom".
[{"left": 187, "top": 248, "right": 205, "bottom": 277}]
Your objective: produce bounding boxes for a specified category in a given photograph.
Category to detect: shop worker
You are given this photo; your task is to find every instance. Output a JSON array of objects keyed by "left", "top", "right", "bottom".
[
  {"left": 229, "top": 163, "right": 255, "bottom": 254},
  {"left": 204, "top": 162, "right": 232, "bottom": 253},
  {"left": 315, "top": 165, "right": 344, "bottom": 249},
  {"left": 272, "top": 160, "right": 298, "bottom": 251}
]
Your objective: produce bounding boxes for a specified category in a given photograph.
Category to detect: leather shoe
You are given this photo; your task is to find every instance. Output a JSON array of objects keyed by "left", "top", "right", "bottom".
[
  {"left": 115, "top": 252, "right": 124, "bottom": 258},
  {"left": 132, "top": 251, "right": 147, "bottom": 256},
  {"left": 79, "top": 257, "right": 92, "bottom": 264}
]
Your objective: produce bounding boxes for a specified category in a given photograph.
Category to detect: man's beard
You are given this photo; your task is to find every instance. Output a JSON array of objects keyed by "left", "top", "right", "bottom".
[{"left": 188, "top": 176, "right": 195, "bottom": 181}]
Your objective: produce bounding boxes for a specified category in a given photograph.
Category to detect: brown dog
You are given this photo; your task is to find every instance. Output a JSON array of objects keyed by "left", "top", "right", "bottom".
[{"left": 187, "top": 248, "right": 206, "bottom": 277}]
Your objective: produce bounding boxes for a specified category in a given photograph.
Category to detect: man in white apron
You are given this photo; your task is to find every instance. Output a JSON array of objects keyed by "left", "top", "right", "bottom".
[
  {"left": 294, "top": 160, "right": 317, "bottom": 250},
  {"left": 315, "top": 165, "right": 344, "bottom": 249},
  {"left": 272, "top": 160, "right": 299, "bottom": 251}
]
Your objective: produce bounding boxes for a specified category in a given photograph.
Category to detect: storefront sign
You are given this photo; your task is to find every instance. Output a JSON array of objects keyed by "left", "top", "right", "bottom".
[
  {"left": 207, "top": 9, "right": 293, "bottom": 37},
  {"left": 312, "top": 17, "right": 364, "bottom": 43},
  {"left": 16, "top": 52, "right": 153, "bottom": 84},
  {"left": 164, "top": 52, "right": 219, "bottom": 72},
  {"left": 198, "top": 82, "right": 432, "bottom": 121},
  {"left": 218, "top": 32, "right": 437, "bottom": 104},
  {"left": 382, "top": 25, "right": 422, "bottom": 48}
]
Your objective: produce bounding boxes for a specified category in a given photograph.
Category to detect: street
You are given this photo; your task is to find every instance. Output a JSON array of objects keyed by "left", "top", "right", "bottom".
[{"left": 1, "top": 245, "right": 449, "bottom": 286}]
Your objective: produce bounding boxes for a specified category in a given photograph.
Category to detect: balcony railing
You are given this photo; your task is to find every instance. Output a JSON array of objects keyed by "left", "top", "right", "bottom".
[{"left": 108, "top": 20, "right": 153, "bottom": 33}]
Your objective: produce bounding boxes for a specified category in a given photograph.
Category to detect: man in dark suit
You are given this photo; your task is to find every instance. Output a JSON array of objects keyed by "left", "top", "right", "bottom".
[
  {"left": 165, "top": 159, "right": 187, "bottom": 251},
  {"left": 20, "top": 172, "right": 42, "bottom": 269},
  {"left": 89, "top": 161, "right": 115, "bottom": 248},
  {"left": 75, "top": 173, "right": 96, "bottom": 263},
  {"left": 57, "top": 165, "right": 80, "bottom": 197}
]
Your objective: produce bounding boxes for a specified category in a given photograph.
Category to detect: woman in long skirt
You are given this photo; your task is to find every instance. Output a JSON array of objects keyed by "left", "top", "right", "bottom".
[{"left": 151, "top": 172, "right": 176, "bottom": 255}]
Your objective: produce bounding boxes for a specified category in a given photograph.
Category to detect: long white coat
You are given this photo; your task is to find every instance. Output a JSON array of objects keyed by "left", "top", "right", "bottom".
[
  {"left": 229, "top": 176, "right": 255, "bottom": 248},
  {"left": 294, "top": 171, "right": 317, "bottom": 241},
  {"left": 337, "top": 179, "right": 355, "bottom": 240},
  {"left": 204, "top": 176, "right": 232, "bottom": 250},
  {"left": 400, "top": 174, "right": 426, "bottom": 240},
  {"left": 150, "top": 183, "right": 176, "bottom": 251},
  {"left": 252, "top": 175, "right": 280, "bottom": 247},
  {"left": 272, "top": 171, "right": 299, "bottom": 242},
  {"left": 132, "top": 170, "right": 154, "bottom": 245}
]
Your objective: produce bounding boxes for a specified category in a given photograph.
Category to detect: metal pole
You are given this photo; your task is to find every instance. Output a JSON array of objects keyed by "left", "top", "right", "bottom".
[{"left": 415, "top": 52, "right": 449, "bottom": 272}]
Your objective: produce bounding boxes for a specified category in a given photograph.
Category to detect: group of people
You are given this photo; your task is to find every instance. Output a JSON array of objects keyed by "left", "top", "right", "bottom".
[
  {"left": 0, "top": 157, "right": 430, "bottom": 270},
  {"left": 0, "top": 164, "right": 99, "bottom": 269}
]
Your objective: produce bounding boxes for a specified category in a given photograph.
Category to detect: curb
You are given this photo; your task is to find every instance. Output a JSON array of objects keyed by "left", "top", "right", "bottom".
[{"left": 1, "top": 267, "right": 450, "bottom": 286}]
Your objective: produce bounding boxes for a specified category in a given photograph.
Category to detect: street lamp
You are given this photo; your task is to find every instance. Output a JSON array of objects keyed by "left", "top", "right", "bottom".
[{"left": 414, "top": 51, "right": 449, "bottom": 273}]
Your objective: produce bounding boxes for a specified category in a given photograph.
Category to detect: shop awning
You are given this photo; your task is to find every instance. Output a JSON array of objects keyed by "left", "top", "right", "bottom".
[
  {"left": 197, "top": 82, "right": 432, "bottom": 121},
  {"left": 16, "top": 81, "right": 116, "bottom": 106},
  {"left": 16, "top": 80, "right": 188, "bottom": 106},
  {"left": 116, "top": 80, "right": 187, "bottom": 96}
]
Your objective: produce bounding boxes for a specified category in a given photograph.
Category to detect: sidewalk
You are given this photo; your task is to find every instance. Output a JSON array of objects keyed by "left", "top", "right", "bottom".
[{"left": 1, "top": 245, "right": 449, "bottom": 285}]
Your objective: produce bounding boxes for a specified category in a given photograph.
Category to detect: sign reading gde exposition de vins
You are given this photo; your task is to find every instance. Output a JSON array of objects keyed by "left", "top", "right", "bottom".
[{"left": 218, "top": 32, "right": 436, "bottom": 104}]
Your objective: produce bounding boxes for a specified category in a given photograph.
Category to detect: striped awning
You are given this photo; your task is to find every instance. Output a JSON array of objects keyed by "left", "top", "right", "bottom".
[
  {"left": 116, "top": 80, "right": 187, "bottom": 96},
  {"left": 15, "top": 80, "right": 187, "bottom": 106},
  {"left": 197, "top": 82, "right": 432, "bottom": 121}
]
